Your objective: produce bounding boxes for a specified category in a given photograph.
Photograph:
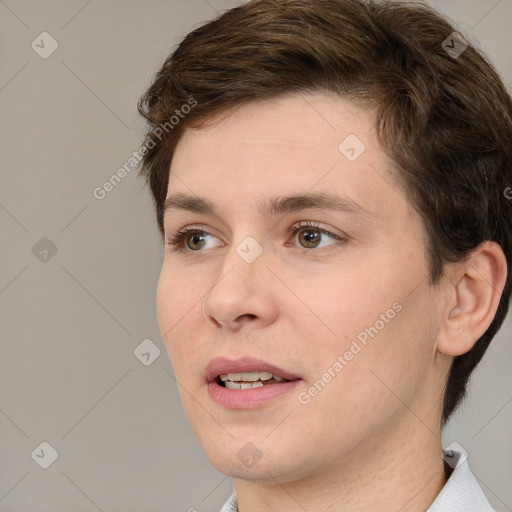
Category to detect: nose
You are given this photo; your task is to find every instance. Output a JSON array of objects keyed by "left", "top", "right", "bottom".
[{"left": 202, "top": 242, "right": 278, "bottom": 331}]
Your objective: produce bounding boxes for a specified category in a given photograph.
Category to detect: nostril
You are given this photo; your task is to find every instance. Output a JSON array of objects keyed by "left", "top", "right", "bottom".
[
  {"left": 234, "top": 313, "right": 258, "bottom": 326},
  {"left": 210, "top": 316, "right": 222, "bottom": 327}
]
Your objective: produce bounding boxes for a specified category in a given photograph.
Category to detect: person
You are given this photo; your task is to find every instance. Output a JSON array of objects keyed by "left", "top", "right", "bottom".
[{"left": 137, "top": 1, "right": 512, "bottom": 510}]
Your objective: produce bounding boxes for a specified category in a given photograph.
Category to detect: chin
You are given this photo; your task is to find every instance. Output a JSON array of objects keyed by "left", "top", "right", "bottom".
[
  {"left": 198, "top": 434, "right": 276, "bottom": 478},
  {"left": 201, "top": 435, "right": 318, "bottom": 485}
]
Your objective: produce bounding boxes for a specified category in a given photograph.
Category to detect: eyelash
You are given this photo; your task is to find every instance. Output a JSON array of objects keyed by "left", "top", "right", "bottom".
[
  {"left": 165, "top": 225, "right": 208, "bottom": 248},
  {"left": 165, "top": 221, "right": 345, "bottom": 250}
]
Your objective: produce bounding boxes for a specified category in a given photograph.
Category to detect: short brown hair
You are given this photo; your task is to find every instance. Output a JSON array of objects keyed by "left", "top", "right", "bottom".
[{"left": 138, "top": 0, "right": 512, "bottom": 424}]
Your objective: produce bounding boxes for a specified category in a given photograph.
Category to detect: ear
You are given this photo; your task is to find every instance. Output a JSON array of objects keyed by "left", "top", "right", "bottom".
[{"left": 436, "top": 241, "right": 508, "bottom": 356}]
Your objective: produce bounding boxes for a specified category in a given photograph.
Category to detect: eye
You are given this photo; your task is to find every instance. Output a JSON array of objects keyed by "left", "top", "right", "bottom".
[
  {"left": 165, "top": 221, "right": 345, "bottom": 253},
  {"left": 288, "top": 221, "right": 345, "bottom": 249},
  {"left": 165, "top": 226, "right": 223, "bottom": 251}
]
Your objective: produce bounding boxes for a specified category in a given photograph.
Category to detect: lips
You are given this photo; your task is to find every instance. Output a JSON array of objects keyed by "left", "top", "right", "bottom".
[
  {"left": 205, "top": 356, "right": 301, "bottom": 384},
  {"left": 205, "top": 356, "right": 302, "bottom": 408}
]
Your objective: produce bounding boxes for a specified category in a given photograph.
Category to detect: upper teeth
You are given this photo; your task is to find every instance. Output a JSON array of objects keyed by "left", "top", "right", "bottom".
[{"left": 219, "top": 371, "right": 286, "bottom": 382}]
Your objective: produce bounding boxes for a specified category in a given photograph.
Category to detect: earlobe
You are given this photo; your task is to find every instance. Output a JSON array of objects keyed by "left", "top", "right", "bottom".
[{"left": 436, "top": 241, "right": 507, "bottom": 357}]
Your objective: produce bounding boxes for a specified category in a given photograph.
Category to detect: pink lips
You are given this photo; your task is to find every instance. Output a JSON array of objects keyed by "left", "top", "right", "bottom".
[
  {"left": 205, "top": 356, "right": 300, "bottom": 383},
  {"left": 206, "top": 356, "right": 302, "bottom": 409}
]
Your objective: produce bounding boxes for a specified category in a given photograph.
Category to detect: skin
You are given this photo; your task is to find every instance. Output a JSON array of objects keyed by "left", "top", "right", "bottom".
[{"left": 156, "top": 92, "right": 507, "bottom": 511}]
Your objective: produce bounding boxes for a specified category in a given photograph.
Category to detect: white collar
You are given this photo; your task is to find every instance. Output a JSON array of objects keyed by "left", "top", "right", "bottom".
[
  {"left": 219, "top": 450, "right": 494, "bottom": 512},
  {"left": 428, "top": 449, "right": 494, "bottom": 511}
]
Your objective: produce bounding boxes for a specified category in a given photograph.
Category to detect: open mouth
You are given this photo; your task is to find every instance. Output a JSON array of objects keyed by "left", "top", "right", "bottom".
[
  {"left": 217, "top": 371, "right": 290, "bottom": 390},
  {"left": 206, "top": 357, "right": 301, "bottom": 408}
]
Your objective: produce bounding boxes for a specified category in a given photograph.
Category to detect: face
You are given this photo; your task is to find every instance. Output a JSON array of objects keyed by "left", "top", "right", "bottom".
[{"left": 157, "top": 92, "right": 445, "bottom": 483}]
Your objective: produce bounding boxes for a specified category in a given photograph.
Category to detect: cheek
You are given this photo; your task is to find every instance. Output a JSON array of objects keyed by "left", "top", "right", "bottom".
[
  {"left": 156, "top": 264, "right": 197, "bottom": 362},
  {"left": 293, "top": 251, "right": 436, "bottom": 387},
  {"left": 292, "top": 296, "right": 437, "bottom": 454},
  {"left": 327, "top": 285, "right": 437, "bottom": 414},
  {"left": 289, "top": 269, "right": 393, "bottom": 347}
]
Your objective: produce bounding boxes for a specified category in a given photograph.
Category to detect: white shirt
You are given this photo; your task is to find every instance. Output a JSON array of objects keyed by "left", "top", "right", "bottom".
[{"left": 219, "top": 450, "right": 495, "bottom": 511}]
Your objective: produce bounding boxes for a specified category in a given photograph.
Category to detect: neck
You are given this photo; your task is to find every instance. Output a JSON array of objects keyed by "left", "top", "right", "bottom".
[{"left": 233, "top": 413, "right": 446, "bottom": 512}]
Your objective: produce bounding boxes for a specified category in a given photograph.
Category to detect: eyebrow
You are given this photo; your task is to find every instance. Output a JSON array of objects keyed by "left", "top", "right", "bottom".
[{"left": 163, "top": 191, "right": 372, "bottom": 219}]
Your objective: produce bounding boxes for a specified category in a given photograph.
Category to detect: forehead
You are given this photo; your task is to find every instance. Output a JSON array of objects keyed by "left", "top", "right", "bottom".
[
  {"left": 167, "top": 92, "right": 410, "bottom": 222},
  {"left": 173, "top": 92, "right": 375, "bottom": 164}
]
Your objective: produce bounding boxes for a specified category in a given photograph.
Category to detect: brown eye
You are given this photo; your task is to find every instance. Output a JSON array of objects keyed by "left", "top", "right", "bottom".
[
  {"left": 185, "top": 232, "right": 207, "bottom": 250},
  {"left": 167, "top": 230, "right": 207, "bottom": 250},
  {"left": 166, "top": 226, "right": 224, "bottom": 251},
  {"left": 289, "top": 222, "right": 343, "bottom": 250},
  {"left": 297, "top": 229, "right": 322, "bottom": 248}
]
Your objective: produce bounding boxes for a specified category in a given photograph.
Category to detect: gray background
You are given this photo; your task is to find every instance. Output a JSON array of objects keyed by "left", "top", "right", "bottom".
[{"left": 0, "top": 0, "right": 511, "bottom": 511}]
